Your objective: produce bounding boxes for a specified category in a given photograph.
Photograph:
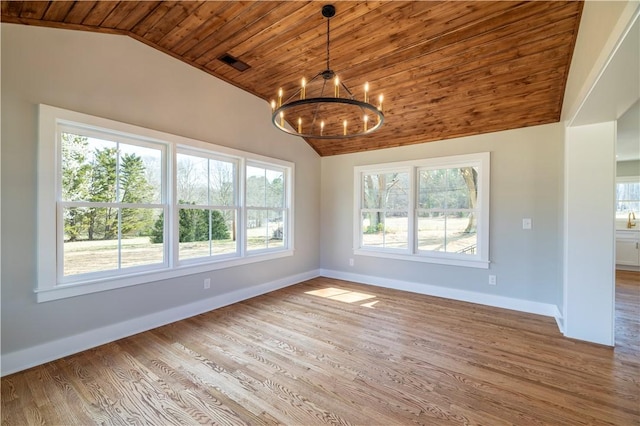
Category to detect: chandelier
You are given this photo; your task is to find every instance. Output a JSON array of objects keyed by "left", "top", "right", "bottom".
[{"left": 270, "top": 4, "right": 384, "bottom": 139}]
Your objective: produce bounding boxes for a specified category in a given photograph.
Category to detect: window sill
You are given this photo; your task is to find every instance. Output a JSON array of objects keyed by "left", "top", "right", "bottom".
[
  {"left": 36, "top": 249, "right": 294, "bottom": 303},
  {"left": 354, "top": 249, "right": 490, "bottom": 269}
]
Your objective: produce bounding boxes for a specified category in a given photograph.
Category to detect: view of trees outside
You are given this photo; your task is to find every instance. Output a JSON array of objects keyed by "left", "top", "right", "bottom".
[
  {"left": 360, "top": 167, "right": 478, "bottom": 254},
  {"left": 61, "top": 132, "right": 164, "bottom": 276},
  {"left": 417, "top": 167, "right": 478, "bottom": 253},
  {"left": 61, "top": 135, "right": 288, "bottom": 276},
  {"left": 246, "top": 165, "right": 285, "bottom": 250},
  {"left": 361, "top": 172, "right": 409, "bottom": 249},
  {"left": 175, "top": 153, "right": 236, "bottom": 260}
]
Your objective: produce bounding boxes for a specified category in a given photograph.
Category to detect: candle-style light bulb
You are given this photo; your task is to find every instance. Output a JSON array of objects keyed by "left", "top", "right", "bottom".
[
  {"left": 298, "top": 117, "right": 302, "bottom": 133},
  {"left": 364, "top": 114, "right": 369, "bottom": 131},
  {"left": 364, "top": 82, "right": 369, "bottom": 103},
  {"left": 279, "top": 111, "right": 284, "bottom": 127},
  {"left": 301, "top": 78, "right": 306, "bottom": 100},
  {"left": 334, "top": 76, "right": 340, "bottom": 98},
  {"left": 278, "top": 88, "right": 283, "bottom": 107},
  {"left": 271, "top": 100, "right": 276, "bottom": 112},
  {"left": 378, "top": 94, "right": 384, "bottom": 113},
  {"left": 343, "top": 119, "right": 347, "bottom": 136},
  {"left": 320, "top": 120, "right": 325, "bottom": 136}
]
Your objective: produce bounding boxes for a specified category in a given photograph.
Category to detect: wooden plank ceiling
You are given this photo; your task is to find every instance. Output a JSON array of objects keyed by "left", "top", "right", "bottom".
[{"left": 2, "top": 1, "right": 583, "bottom": 156}]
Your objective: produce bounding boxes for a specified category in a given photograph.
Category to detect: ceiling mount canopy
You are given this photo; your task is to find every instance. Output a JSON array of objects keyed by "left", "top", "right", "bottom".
[{"left": 270, "top": 4, "right": 385, "bottom": 139}]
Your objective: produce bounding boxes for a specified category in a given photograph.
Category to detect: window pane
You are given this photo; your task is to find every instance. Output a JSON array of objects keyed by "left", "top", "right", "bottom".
[
  {"left": 63, "top": 207, "right": 118, "bottom": 276},
  {"left": 445, "top": 212, "right": 477, "bottom": 253},
  {"left": 616, "top": 182, "right": 640, "bottom": 218},
  {"left": 246, "top": 209, "right": 285, "bottom": 251},
  {"left": 384, "top": 213, "right": 408, "bottom": 249},
  {"left": 212, "top": 210, "right": 237, "bottom": 255},
  {"left": 178, "top": 208, "right": 236, "bottom": 260},
  {"left": 361, "top": 212, "right": 408, "bottom": 249},
  {"left": 210, "top": 159, "right": 235, "bottom": 206},
  {"left": 363, "top": 172, "right": 408, "bottom": 209},
  {"left": 177, "top": 153, "right": 208, "bottom": 205},
  {"left": 446, "top": 168, "right": 471, "bottom": 209},
  {"left": 419, "top": 167, "right": 478, "bottom": 210},
  {"left": 247, "top": 166, "right": 267, "bottom": 207},
  {"left": 62, "top": 133, "right": 117, "bottom": 202},
  {"left": 121, "top": 208, "right": 164, "bottom": 269},
  {"left": 267, "top": 209, "right": 285, "bottom": 248},
  {"left": 417, "top": 211, "right": 477, "bottom": 254},
  {"left": 418, "top": 169, "right": 446, "bottom": 209},
  {"left": 362, "top": 212, "right": 385, "bottom": 247},
  {"left": 417, "top": 212, "right": 445, "bottom": 252},
  {"left": 266, "top": 169, "right": 284, "bottom": 208},
  {"left": 247, "top": 209, "right": 268, "bottom": 251},
  {"left": 118, "top": 144, "right": 162, "bottom": 204},
  {"left": 178, "top": 207, "right": 211, "bottom": 260}
]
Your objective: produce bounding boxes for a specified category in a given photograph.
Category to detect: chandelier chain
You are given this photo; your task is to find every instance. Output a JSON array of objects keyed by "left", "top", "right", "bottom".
[{"left": 326, "top": 17, "right": 330, "bottom": 71}]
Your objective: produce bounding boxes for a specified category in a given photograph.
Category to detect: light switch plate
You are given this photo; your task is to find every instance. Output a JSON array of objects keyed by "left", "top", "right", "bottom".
[{"left": 523, "top": 218, "right": 532, "bottom": 230}]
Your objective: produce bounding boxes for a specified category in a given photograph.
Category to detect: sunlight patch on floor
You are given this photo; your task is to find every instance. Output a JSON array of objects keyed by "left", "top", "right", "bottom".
[{"left": 305, "top": 287, "right": 378, "bottom": 308}]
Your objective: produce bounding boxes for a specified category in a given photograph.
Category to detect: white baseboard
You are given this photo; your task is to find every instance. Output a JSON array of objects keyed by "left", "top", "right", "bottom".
[
  {"left": 320, "top": 268, "right": 563, "bottom": 320},
  {"left": 1, "top": 269, "right": 321, "bottom": 377},
  {"left": 616, "top": 265, "right": 640, "bottom": 272},
  {"left": 3, "top": 268, "right": 564, "bottom": 376}
]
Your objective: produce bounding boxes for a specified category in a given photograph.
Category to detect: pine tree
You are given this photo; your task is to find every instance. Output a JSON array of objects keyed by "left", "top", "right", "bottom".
[
  {"left": 120, "top": 153, "right": 154, "bottom": 237},
  {"left": 61, "top": 133, "right": 91, "bottom": 241}
]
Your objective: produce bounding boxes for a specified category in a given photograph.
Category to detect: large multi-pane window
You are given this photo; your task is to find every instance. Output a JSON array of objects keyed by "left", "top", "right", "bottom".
[
  {"left": 176, "top": 151, "right": 238, "bottom": 261},
  {"left": 59, "top": 127, "right": 166, "bottom": 280},
  {"left": 354, "top": 153, "right": 490, "bottom": 268},
  {"left": 38, "top": 105, "right": 293, "bottom": 302}
]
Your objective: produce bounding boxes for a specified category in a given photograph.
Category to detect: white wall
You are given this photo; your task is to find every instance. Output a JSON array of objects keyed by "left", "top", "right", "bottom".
[
  {"left": 563, "top": 123, "right": 616, "bottom": 345},
  {"left": 321, "top": 123, "right": 565, "bottom": 315},
  {"left": 0, "top": 24, "right": 321, "bottom": 373}
]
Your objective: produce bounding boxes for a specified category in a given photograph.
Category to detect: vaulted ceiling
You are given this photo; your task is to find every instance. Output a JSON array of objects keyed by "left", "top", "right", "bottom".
[{"left": 1, "top": 1, "right": 583, "bottom": 156}]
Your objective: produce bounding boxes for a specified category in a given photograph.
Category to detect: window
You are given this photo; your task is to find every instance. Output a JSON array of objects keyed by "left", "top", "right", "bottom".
[
  {"left": 38, "top": 105, "right": 293, "bottom": 302},
  {"left": 246, "top": 164, "right": 287, "bottom": 252},
  {"left": 354, "top": 153, "right": 490, "bottom": 268},
  {"left": 59, "top": 126, "right": 166, "bottom": 282},
  {"left": 176, "top": 150, "right": 238, "bottom": 262},
  {"left": 615, "top": 176, "right": 640, "bottom": 223}
]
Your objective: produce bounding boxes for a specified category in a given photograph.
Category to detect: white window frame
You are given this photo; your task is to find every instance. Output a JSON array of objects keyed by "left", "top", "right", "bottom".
[
  {"left": 175, "top": 147, "right": 241, "bottom": 265},
  {"left": 37, "top": 104, "right": 294, "bottom": 302},
  {"left": 245, "top": 160, "right": 291, "bottom": 255},
  {"left": 353, "top": 152, "right": 490, "bottom": 269}
]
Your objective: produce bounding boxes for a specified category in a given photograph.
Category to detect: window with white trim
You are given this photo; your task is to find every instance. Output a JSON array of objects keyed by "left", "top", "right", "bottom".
[
  {"left": 38, "top": 105, "right": 294, "bottom": 302},
  {"left": 354, "top": 153, "right": 490, "bottom": 268},
  {"left": 246, "top": 164, "right": 287, "bottom": 253},
  {"left": 176, "top": 150, "right": 239, "bottom": 262}
]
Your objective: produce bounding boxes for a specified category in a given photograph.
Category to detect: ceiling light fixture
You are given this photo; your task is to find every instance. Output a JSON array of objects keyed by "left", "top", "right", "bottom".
[{"left": 270, "top": 4, "right": 384, "bottom": 139}]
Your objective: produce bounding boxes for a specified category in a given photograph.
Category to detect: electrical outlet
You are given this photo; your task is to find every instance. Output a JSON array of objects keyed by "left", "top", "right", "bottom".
[
  {"left": 204, "top": 278, "right": 211, "bottom": 289},
  {"left": 349, "top": 258, "right": 354, "bottom": 266},
  {"left": 489, "top": 275, "right": 497, "bottom": 285}
]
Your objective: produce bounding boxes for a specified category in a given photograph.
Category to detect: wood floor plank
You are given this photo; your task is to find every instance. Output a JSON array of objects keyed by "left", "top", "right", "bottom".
[{"left": 2, "top": 273, "right": 639, "bottom": 425}]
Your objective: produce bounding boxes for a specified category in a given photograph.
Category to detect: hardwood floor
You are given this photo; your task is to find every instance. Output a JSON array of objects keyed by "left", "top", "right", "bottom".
[{"left": 2, "top": 274, "right": 639, "bottom": 425}]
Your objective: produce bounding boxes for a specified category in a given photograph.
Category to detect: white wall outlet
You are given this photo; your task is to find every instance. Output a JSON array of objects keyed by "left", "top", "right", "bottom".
[
  {"left": 489, "top": 275, "right": 497, "bottom": 285},
  {"left": 204, "top": 278, "right": 211, "bottom": 289},
  {"left": 522, "top": 218, "right": 532, "bottom": 230},
  {"left": 349, "top": 258, "right": 354, "bottom": 266}
]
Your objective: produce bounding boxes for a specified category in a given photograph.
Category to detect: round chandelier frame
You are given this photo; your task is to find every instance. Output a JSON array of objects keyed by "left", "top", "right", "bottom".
[{"left": 270, "top": 4, "right": 384, "bottom": 139}]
